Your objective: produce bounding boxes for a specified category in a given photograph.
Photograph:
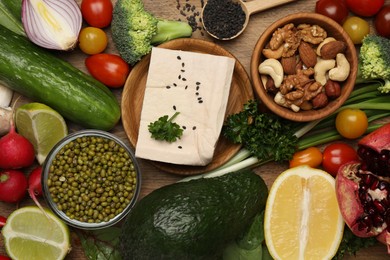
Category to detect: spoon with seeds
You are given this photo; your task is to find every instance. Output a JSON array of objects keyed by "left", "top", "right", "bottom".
[{"left": 202, "top": 0, "right": 297, "bottom": 40}]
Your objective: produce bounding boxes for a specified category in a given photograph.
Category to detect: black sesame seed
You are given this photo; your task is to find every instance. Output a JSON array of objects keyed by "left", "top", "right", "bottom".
[
  {"left": 173, "top": 83, "right": 177, "bottom": 87},
  {"left": 181, "top": 69, "right": 185, "bottom": 72},
  {"left": 185, "top": 85, "right": 188, "bottom": 89},
  {"left": 177, "top": 56, "right": 181, "bottom": 60},
  {"left": 182, "top": 126, "right": 187, "bottom": 129},
  {"left": 182, "top": 62, "right": 185, "bottom": 67},
  {"left": 178, "top": 75, "right": 181, "bottom": 79},
  {"left": 196, "top": 92, "right": 199, "bottom": 95},
  {"left": 198, "top": 100, "right": 203, "bottom": 104},
  {"left": 178, "top": 146, "right": 182, "bottom": 149},
  {"left": 196, "top": 86, "right": 199, "bottom": 90},
  {"left": 196, "top": 82, "right": 201, "bottom": 85},
  {"left": 166, "top": 86, "right": 171, "bottom": 89},
  {"left": 192, "top": 126, "right": 197, "bottom": 130},
  {"left": 182, "top": 78, "right": 187, "bottom": 81},
  {"left": 173, "top": 105, "right": 176, "bottom": 110}
]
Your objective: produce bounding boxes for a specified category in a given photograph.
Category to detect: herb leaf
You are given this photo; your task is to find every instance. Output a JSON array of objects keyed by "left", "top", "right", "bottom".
[
  {"left": 77, "top": 227, "right": 122, "bottom": 260},
  {"left": 148, "top": 112, "right": 183, "bottom": 142},
  {"left": 223, "top": 100, "right": 299, "bottom": 162},
  {"left": 332, "top": 227, "right": 378, "bottom": 260}
]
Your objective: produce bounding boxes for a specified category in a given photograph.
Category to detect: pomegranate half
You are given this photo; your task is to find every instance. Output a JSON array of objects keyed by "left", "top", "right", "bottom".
[{"left": 335, "top": 123, "right": 390, "bottom": 254}]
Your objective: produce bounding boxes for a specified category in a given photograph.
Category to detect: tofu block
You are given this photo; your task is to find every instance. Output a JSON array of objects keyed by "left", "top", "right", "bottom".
[{"left": 135, "top": 47, "right": 235, "bottom": 166}]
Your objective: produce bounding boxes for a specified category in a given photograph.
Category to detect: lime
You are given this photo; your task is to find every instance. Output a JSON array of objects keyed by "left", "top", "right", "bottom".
[
  {"left": 15, "top": 102, "right": 68, "bottom": 164},
  {"left": 1, "top": 206, "right": 71, "bottom": 260}
]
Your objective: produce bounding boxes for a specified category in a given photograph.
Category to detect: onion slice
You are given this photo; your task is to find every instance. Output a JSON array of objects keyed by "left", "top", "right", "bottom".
[{"left": 22, "top": 0, "right": 82, "bottom": 51}]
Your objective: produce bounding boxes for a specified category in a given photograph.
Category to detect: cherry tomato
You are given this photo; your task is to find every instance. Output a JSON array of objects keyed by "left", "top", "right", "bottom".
[
  {"left": 85, "top": 53, "right": 131, "bottom": 88},
  {"left": 315, "top": 0, "right": 349, "bottom": 24},
  {"left": 0, "top": 256, "right": 11, "bottom": 260},
  {"left": 335, "top": 108, "right": 368, "bottom": 139},
  {"left": 322, "top": 142, "right": 359, "bottom": 176},
  {"left": 81, "top": 0, "right": 113, "bottom": 28},
  {"left": 342, "top": 16, "right": 370, "bottom": 44},
  {"left": 289, "top": 147, "right": 323, "bottom": 168},
  {"left": 345, "top": 0, "right": 384, "bottom": 17},
  {"left": 375, "top": 5, "right": 390, "bottom": 38},
  {"left": 78, "top": 27, "right": 108, "bottom": 55}
]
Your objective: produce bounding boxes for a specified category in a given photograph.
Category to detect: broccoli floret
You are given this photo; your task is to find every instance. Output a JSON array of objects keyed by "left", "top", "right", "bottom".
[
  {"left": 357, "top": 34, "right": 390, "bottom": 94},
  {"left": 111, "top": 0, "right": 193, "bottom": 65}
]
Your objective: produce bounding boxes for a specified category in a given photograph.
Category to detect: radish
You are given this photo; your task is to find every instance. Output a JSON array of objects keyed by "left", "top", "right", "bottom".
[
  {"left": 0, "top": 119, "right": 35, "bottom": 169},
  {"left": 28, "top": 166, "right": 44, "bottom": 209},
  {"left": 0, "top": 215, "right": 6, "bottom": 228},
  {"left": 0, "top": 255, "right": 11, "bottom": 260},
  {"left": 0, "top": 170, "right": 28, "bottom": 203}
]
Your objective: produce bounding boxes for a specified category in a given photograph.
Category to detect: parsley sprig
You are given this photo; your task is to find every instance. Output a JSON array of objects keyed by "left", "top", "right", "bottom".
[{"left": 148, "top": 112, "right": 183, "bottom": 143}]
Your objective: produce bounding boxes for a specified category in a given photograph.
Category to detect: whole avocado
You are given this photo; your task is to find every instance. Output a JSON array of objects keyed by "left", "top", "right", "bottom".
[{"left": 120, "top": 170, "right": 268, "bottom": 259}]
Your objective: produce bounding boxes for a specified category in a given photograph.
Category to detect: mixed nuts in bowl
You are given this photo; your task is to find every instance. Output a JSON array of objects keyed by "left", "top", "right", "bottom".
[
  {"left": 251, "top": 12, "right": 358, "bottom": 122},
  {"left": 41, "top": 130, "right": 141, "bottom": 230}
]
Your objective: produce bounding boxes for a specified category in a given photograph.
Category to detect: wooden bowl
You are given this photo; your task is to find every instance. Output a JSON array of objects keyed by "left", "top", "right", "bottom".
[
  {"left": 250, "top": 12, "right": 358, "bottom": 122},
  {"left": 121, "top": 38, "right": 253, "bottom": 175}
]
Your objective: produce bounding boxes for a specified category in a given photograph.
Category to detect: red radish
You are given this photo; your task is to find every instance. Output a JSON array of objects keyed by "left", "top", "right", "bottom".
[
  {"left": 0, "top": 120, "right": 35, "bottom": 169},
  {"left": 0, "top": 255, "right": 11, "bottom": 260},
  {"left": 0, "top": 170, "right": 28, "bottom": 203},
  {"left": 0, "top": 215, "right": 6, "bottom": 227},
  {"left": 28, "top": 166, "right": 44, "bottom": 210}
]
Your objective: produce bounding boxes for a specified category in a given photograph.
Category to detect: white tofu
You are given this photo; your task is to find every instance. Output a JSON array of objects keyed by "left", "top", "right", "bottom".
[{"left": 135, "top": 47, "right": 235, "bottom": 166}]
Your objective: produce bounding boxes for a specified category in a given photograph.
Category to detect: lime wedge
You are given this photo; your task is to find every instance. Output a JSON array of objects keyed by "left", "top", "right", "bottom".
[
  {"left": 1, "top": 206, "right": 71, "bottom": 260},
  {"left": 15, "top": 102, "right": 68, "bottom": 164}
]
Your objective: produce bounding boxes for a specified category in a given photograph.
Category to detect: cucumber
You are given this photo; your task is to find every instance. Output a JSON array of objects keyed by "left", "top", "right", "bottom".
[{"left": 0, "top": 25, "right": 120, "bottom": 130}]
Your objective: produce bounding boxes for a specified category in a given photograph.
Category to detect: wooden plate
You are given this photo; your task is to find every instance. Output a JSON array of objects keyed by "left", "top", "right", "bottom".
[{"left": 121, "top": 38, "right": 253, "bottom": 175}]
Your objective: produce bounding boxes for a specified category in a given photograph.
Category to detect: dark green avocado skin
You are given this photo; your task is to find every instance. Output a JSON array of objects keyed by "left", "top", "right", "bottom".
[{"left": 119, "top": 170, "right": 268, "bottom": 260}]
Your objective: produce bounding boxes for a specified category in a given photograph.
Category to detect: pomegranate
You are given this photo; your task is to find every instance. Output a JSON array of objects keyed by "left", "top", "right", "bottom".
[{"left": 336, "top": 123, "right": 390, "bottom": 254}]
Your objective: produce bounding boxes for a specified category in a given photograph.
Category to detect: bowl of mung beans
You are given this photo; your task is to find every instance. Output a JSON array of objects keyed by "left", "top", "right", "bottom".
[{"left": 41, "top": 129, "right": 141, "bottom": 230}]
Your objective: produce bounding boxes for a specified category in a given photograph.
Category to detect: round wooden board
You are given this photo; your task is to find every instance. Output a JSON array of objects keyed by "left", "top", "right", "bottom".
[{"left": 121, "top": 38, "right": 254, "bottom": 175}]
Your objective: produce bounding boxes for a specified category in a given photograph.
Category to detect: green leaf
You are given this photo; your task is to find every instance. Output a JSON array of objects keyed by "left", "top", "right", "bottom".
[
  {"left": 0, "top": 0, "right": 25, "bottom": 36},
  {"left": 77, "top": 227, "right": 122, "bottom": 260},
  {"left": 236, "top": 211, "right": 265, "bottom": 250}
]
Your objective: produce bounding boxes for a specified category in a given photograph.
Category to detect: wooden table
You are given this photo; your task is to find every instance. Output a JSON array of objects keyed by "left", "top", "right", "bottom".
[{"left": 1, "top": 0, "right": 390, "bottom": 259}]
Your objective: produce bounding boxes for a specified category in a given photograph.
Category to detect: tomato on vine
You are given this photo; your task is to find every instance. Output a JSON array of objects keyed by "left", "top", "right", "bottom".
[
  {"left": 81, "top": 0, "right": 113, "bottom": 28},
  {"left": 78, "top": 27, "right": 108, "bottom": 55},
  {"left": 335, "top": 108, "right": 368, "bottom": 139},
  {"left": 315, "top": 0, "right": 349, "bottom": 24},
  {"left": 345, "top": 0, "right": 384, "bottom": 17},
  {"left": 342, "top": 16, "right": 370, "bottom": 44},
  {"left": 322, "top": 142, "right": 359, "bottom": 177},
  {"left": 289, "top": 147, "right": 323, "bottom": 169}
]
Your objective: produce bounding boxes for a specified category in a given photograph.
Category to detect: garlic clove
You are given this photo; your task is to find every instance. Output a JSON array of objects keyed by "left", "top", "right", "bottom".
[{"left": 0, "top": 84, "right": 13, "bottom": 107}]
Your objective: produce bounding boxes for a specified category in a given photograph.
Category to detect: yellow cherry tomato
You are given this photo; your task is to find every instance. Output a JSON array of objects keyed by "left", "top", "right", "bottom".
[
  {"left": 289, "top": 147, "right": 323, "bottom": 168},
  {"left": 78, "top": 27, "right": 108, "bottom": 55},
  {"left": 335, "top": 108, "right": 368, "bottom": 139},
  {"left": 342, "top": 16, "right": 370, "bottom": 44}
]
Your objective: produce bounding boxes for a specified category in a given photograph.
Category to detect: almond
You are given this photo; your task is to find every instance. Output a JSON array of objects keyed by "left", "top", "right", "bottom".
[
  {"left": 299, "top": 42, "right": 317, "bottom": 68},
  {"left": 281, "top": 56, "right": 297, "bottom": 75},
  {"left": 320, "top": 40, "right": 346, "bottom": 59}
]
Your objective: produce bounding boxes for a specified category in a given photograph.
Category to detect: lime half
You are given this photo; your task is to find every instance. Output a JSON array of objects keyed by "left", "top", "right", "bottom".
[
  {"left": 1, "top": 206, "right": 71, "bottom": 260},
  {"left": 15, "top": 102, "right": 68, "bottom": 164}
]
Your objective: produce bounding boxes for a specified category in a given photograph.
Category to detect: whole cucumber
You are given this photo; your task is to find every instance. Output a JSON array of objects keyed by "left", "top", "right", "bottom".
[{"left": 0, "top": 25, "right": 120, "bottom": 130}]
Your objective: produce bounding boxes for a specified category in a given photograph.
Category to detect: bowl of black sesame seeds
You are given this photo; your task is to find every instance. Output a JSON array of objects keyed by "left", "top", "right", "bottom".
[{"left": 41, "top": 129, "right": 141, "bottom": 230}]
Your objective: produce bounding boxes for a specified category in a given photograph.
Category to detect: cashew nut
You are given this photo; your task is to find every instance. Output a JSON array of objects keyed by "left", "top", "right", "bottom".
[
  {"left": 258, "top": 58, "right": 284, "bottom": 88},
  {"left": 262, "top": 45, "right": 284, "bottom": 59},
  {"left": 329, "top": 53, "right": 350, "bottom": 82},
  {"left": 316, "top": 37, "right": 336, "bottom": 56},
  {"left": 314, "top": 58, "right": 336, "bottom": 85}
]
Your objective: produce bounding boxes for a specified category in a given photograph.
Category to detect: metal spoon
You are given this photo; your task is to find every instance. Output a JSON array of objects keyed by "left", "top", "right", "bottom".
[{"left": 202, "top": 0, "right": 297, "bottom": 40}]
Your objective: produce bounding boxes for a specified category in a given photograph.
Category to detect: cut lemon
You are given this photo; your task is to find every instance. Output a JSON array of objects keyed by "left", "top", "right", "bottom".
[
  {"left": 1, "top": 206, "right": 71, "bottom": 260},
  {"left": 15, "top": 102, "right": 68, "bottom": 165},
  {"left": 264, "top": 165, "right": 344, "bottom": 260}
]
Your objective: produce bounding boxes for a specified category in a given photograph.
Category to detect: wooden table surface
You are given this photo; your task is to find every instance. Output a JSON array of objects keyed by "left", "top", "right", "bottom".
[{"left": 1, "top": 0, "right": 390, "bottom": 259}]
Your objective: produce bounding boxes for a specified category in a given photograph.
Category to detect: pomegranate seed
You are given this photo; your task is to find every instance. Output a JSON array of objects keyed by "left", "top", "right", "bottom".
[{"left": 373, "top": 200, "right": 386, "bottom": 213}]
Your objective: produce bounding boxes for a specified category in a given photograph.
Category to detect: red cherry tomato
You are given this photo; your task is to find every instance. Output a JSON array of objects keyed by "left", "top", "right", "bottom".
[
  {"left": 345, "top": 0, "right": 384, "bottom": 17},
  {"left": 289, "top": 147, "right": 323, "bottom": 169},
  {"left": 85, "top": 53, "right": 131, "bottom": 88},
  {"left": 375, "top": 5, "right": 390, "bottom": 38},
  {"left": 315, "top": 0, "right": 349, "bottom": 24},
  {"left": 81, "top": 0, "right": 113, "bottom": 28},
  {"left": 322, "top": 143, "right": 359, "bottom": 177}
]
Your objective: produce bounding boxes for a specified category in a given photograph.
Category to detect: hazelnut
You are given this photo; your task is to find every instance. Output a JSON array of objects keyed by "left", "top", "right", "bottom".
[
  {"left": 312, "top": 92, "right": 328, "bottom": 109},
  {"left": 324, "top": 80, "right": 341, "bottom": 99}
]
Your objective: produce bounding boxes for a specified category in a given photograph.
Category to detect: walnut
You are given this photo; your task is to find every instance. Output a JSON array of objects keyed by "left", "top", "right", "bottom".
[
  {"left": 269, "top": 23, "right": 300, "bottom": 58},
  {"left": 279, "top": 69, "right": 314, "bottom": 95},
  {"left": 297, "top": 24, "right": 327, "bottom": 45},
  {"left": 284, "top": 81, "right": 323, "bottom": 108}
]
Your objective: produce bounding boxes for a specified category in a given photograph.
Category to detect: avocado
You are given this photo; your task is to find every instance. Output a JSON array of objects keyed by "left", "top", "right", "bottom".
[{"left": 120, "top": 170, "right": 268, "bottom": 260}]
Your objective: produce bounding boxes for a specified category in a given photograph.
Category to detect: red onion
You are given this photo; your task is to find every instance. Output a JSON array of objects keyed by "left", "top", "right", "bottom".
[{"left": 22, "top": 0, "right": 82, "bottom": 51}]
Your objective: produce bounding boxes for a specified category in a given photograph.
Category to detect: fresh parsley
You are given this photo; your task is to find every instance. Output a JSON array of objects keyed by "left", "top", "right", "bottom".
[
  {"left": 148, "top": 112, "right": 183, "bottom": 143},
  {"left": 222, "top": 100, "right": 299, "bottom": 162}
]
